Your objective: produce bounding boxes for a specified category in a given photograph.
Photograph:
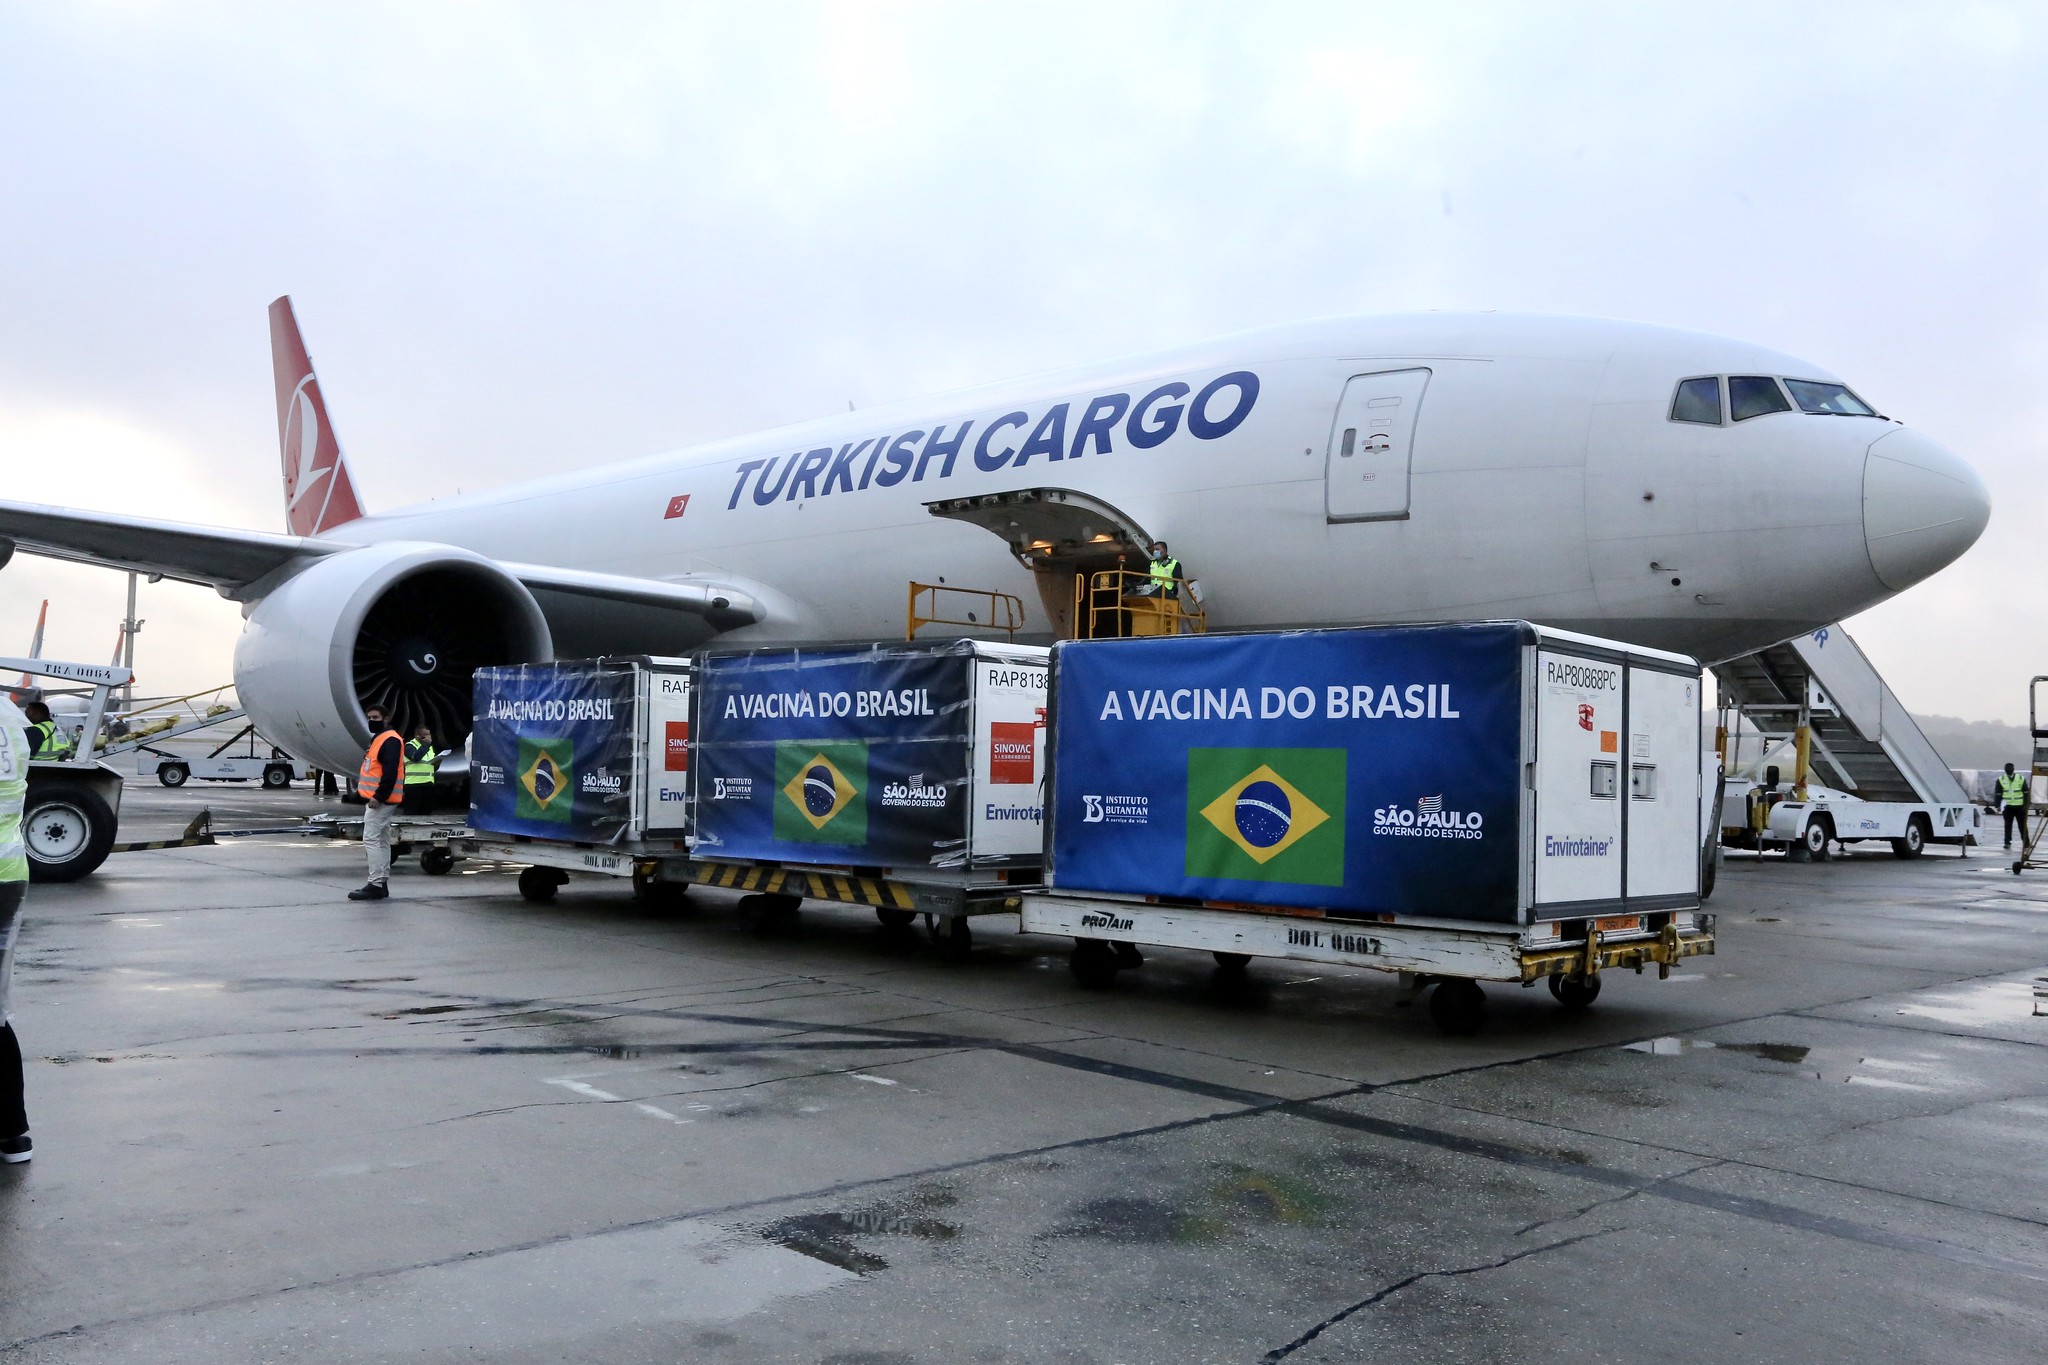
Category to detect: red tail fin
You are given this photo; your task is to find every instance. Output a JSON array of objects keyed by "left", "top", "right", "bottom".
[{"left": 269, "top": 296, "right": 366, "bottom": 536}]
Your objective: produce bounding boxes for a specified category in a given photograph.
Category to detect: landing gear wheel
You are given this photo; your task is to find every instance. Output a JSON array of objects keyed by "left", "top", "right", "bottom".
[
  {"left": 517, "top": 866, "right": 564, "bottom": 902},
  {"left": 1213, "top": 951, "right": 1252, "bottom": 973},
  {"left": 1890, "top": 818, "right": 1927, "bottom": 860},
  {"left": 158, "top": 763, "right": 190, "bottom": 788},
  {"left": 933, "top": 915, "right": 973, "bottom": 962},
  {"left": 23, "top": 781, "right": 117, "bottom": 883},
  {"left": 262, "top": 764, "right": 292, "bottom": 790},
  {"left": 1428, "top": 979, "right": 1487, "bottom": 1035},
  {"left": 420, "top": 847, "right": 456, "bottom": 876},
  {"left": 875, "top": 908, "right": 917, "bottom": 931},
  {"left": 1070, "top": 939, "right": 1122, "bottom": 989},
  {"left": 740, "top": 892, "right": 802, "bottom": 936},
  {"left": 1547, "top": 973, "right": 1601, "bottom": 1010}
]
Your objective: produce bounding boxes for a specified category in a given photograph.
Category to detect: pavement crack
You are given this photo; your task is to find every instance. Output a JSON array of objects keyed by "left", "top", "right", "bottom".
[
  {"left": 1511, "top": 1160, "right": 1725, "bottom": 1237},
  {"left": 1259, "top": 1229, "right": 1617, "bottom": 1361}
]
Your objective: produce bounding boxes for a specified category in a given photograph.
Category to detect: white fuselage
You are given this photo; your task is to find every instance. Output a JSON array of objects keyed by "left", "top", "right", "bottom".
[{"left": 295, "top": 312, "right": 1986, "bottom": 665}]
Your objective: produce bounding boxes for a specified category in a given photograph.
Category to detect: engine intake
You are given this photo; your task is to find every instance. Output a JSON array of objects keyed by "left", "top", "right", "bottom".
[{"left": 234, "top": 543, "right": 552, "bottom": 776}]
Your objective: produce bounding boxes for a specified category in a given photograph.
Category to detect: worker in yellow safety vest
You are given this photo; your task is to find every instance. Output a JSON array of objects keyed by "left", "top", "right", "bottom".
[
  {"left": 1128, "top": 540, "right": 1186, "bottom": 601},
  {"left": 0, "top": 695, "right": 35, "bottom": 1161},
  {"left": 351, "top": 705, "right": 405, "bottom": 901},
  {"left": 19, "top": 702, "right": 69, "bottom": 760},
  {"left": 403, "top": 725, "right": 440, "bottom": 817},
  {"left": 1996, "top": 763, "right": 2030, "bottom": 850}
]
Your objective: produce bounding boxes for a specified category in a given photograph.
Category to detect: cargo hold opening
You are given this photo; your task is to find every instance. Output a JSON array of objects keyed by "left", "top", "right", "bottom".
[{"left": 926, "top": 487, "right": 1189, "bottom": 640}]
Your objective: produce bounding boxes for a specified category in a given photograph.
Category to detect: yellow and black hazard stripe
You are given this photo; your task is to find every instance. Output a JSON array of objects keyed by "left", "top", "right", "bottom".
[{"left": 694, "top": 862, "right": 914, "bottom": 910}]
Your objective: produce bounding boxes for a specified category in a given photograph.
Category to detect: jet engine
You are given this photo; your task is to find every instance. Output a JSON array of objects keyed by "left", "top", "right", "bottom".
[{"left": 234, "top": 542, "right": 552, "bottom": 776}]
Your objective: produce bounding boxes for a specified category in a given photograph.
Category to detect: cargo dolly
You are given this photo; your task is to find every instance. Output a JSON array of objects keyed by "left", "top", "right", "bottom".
[
  {"left": 1020, "top": 893, "right": 1715, "bottom": 1034},
  {"left": 451, "top": 834, "right": 1029, "bottom": 958}
]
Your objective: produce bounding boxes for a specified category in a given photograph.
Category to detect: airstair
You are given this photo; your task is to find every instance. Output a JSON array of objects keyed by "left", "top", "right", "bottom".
[{"left": 1712, "top": 624, "right": 1966, "bottom": 805}]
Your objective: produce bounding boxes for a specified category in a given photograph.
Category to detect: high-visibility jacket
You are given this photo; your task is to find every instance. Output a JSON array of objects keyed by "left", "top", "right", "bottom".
[
  {"left": 357, "top": 730, "right": 405, "bottom": 804},
  {"left": 0, "top": 702, "right": 29, "bottom": 882},
  {"left": 28, "top": 719, "right": 69, "bottom": 760},
  {"left": 1147, "top": 557, "right": 1182, "bottom": 598},
  {"left": 1997, "top": 772, "right": 2029, "bottom": 807},
  {"left": 404, "top": 741, "right": 439, "bottom": 786}
]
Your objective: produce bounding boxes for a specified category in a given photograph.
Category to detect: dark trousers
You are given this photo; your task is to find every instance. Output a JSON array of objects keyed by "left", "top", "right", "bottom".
[
  {"left": 403, "top": 785, "right": 435, "bottom": 817},
  {"left": 2004, "top": 806, "right": 2029, "bottom": 847},
  {"left": 1, "top": 879, "right": 25, "bottom": 1138}
]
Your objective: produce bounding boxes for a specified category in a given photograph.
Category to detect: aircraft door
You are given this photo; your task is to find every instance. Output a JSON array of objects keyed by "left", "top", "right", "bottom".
[{"left": 1326, "top": 368, "right": 1429, "bottom": 522}]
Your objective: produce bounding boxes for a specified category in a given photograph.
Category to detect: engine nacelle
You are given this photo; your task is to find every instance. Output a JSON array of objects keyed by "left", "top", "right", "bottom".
[{"left": 235, "top": 542, "right": 552, "bottom": 776}]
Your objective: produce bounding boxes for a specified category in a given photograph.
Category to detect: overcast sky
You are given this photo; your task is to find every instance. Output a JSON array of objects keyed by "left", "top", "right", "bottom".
[{"left": 1, "top": 2, "right": 2042, "bottom": 723}]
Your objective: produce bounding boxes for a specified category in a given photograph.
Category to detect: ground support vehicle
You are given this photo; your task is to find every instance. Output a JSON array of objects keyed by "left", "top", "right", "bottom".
[
  {"left": 1714, "top": 625, "right": 1979, "bottom": 861},
  {"left": 688, "top": 639, "right": 1049, "bottom": 955},
  {"left": 137, "top": 726, "right": 305, "bottom": 789},
  {"left": 307, "top": 809, "right": 476, "bottom": 876},
  {"left": 1731, "top": 785, "right": 1976, "bottom": 863},
  {"left": 5, "top": 655, "right": 132, "bottom": 882},
  {"left": 1036, "top": 622, "right": 1715, "bottom": 1032}
]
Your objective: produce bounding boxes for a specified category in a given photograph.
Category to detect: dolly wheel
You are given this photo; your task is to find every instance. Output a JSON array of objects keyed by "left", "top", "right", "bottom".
[
  {"left": 740, "top": 892, "right": 802, "bottom": 936},
  {"left": 934, "top": 916, "right": 973, "bottom": 962},
  {"left": 517, "top": 866, "right": 563, "bottom": 902},
  {"left": 1548, "top": 973, "right": 1601, "bottom": 1010},
  {"left": 1428, "top": 979, "right": 1487, "bottom": 1035},
  {"left": 1213, "top": 951, "right": 1252, "bottom": 973},
  {"left": 875, "top": 908, "right": 917, "bottom": 932},
  {"left": 1070, "top": 939, "right": 1121, "bottom": 989},
  {"left": 420, "top": 847, "right": 456, "bottom": 876}
]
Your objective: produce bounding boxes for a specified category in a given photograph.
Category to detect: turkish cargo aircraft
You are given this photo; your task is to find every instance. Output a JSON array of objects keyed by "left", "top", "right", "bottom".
[{"left": 0, "top": 299, "right": 1989, "bottom": 777}]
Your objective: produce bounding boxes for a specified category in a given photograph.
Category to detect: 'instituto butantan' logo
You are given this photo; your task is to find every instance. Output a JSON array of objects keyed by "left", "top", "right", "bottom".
[
  {"left": 516, "top": 738, "right": 575, "bottom": 823},
  {"left": 774, "top": 741, "right": 868, "bottom": 845},
  {"left": 1186, "top": 748, "right": 1345, "bottom": 886}
]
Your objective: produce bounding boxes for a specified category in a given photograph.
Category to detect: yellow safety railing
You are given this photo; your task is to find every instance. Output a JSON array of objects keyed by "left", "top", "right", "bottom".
[
  {"left": 906, "top": 582, "right": 1025, "bottom": 641},
  {"left": 93, "top": 684, "right": 239, "bottom": 751},
  {"left": 1073, "top": 568, "right": 1207, "bottom": 639}
]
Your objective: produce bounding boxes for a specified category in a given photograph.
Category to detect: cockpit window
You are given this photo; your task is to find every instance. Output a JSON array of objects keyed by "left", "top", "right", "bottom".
[
  {"left": 1728, "top": 375, "right": 1792, "bottom": 421},
  {"left": 1670, "top": 377, "right": 1722, "bottom": 425},
  {"left": 1783, "top": 379, "right": 1878, "bottom": 416}
]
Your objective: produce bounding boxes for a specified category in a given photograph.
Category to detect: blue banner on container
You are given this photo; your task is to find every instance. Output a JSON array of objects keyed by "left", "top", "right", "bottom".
[
  {"left": 470, "top": 664, "right": 636, "bottom": 843},
  {"left": 694, "top": 647, "right": 972, "bottom": 868},
  {"left": 1049, "top": 624, "right": 1526, "bottom": 922}
]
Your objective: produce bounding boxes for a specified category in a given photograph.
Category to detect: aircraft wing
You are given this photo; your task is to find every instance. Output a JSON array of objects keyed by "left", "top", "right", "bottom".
[
  {"left": 0, "top": 500, "right": 766, "bottom": 629},
  {"left": 0, "top": 500, "right": 332, "bottom": 591}
]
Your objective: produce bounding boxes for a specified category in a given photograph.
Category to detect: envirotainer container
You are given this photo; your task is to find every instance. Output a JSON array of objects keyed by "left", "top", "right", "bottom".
[
  {"left": 469, "top": 656, "right": 693, "bottom": 845},
  {"left": 1046, "top": 621, "right": 1703, "bottom": 924},
  {"left": 692, "top": 639, "right": 1048, "bottom": 872}
]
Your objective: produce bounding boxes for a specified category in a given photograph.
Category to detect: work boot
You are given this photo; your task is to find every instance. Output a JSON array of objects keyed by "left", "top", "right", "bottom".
[
  {"left": 1, "top": 1134, "right": 31, "bottom": 1164},
  {"left": 348, "top": 882, "right": 389, "bottom": 901}
]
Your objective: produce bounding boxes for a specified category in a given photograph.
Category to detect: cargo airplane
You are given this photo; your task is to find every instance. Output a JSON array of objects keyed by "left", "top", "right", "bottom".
[{"left": 0, "top": 299, "right": 1990, "bottom": 778}]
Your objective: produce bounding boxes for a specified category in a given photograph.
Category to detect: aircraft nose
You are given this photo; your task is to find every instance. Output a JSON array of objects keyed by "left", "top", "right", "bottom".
[{"left": 1863, "top": 427, "right": 1991, "bottom": 591}]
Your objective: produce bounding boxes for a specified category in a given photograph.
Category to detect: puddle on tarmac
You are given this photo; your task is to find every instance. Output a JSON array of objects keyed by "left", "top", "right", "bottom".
[
  {"left": 1624, "top": 1037, "right": 1717, "bottom": 1056},
  {"left": 1893, "top": 978, "right": 2042, "bottom": 1029},
  {"left": 1719, "top": 1041, "right": 1811, "bottom": 1064}
]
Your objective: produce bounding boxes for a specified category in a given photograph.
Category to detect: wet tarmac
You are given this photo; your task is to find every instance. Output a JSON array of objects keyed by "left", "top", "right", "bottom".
[{"left": 3, "top": 784, "right": 2047, "bottom": 1363}]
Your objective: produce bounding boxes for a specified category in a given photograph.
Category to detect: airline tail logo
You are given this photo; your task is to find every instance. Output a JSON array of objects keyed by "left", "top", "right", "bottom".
[
  {"left": 1187, "top": 748, "right": 1345, "bottom": 886},
  {"left": 269, "top": 296, "right": 365, "bottom": 537},
  {"left": 774, "top": 741, "right": 867, "bottom": 844}
]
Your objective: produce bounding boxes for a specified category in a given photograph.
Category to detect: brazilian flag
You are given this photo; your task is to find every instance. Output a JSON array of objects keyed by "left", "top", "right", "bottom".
[
  {"left": 1186, "top": 748, "right": 1346, "bottom": 887},
  {"left": 516, "top": 737, "right": 575, "bottom": 824},
  {"left": 775, "top": 741, "right": 868, "bottom": 845}
]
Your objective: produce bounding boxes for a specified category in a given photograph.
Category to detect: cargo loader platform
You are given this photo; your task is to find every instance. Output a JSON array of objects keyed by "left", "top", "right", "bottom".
[{"left": 1021, "top": 893, "right": 1715, "bottom": 1033}]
